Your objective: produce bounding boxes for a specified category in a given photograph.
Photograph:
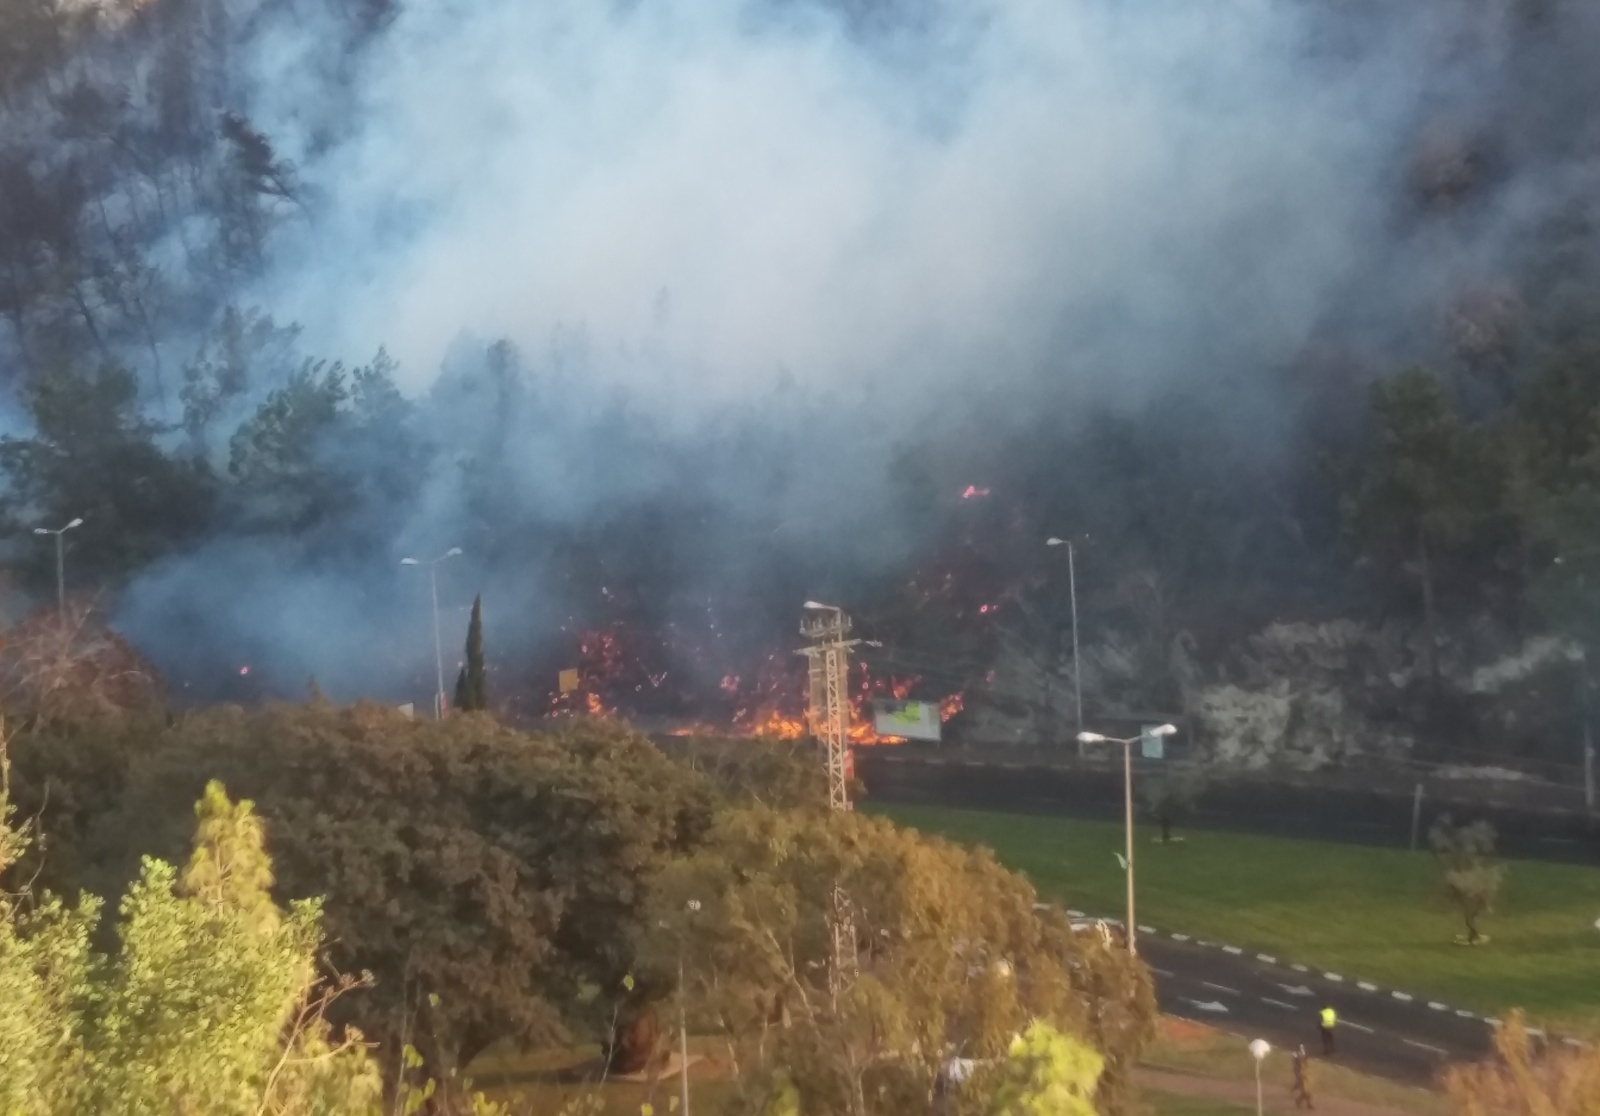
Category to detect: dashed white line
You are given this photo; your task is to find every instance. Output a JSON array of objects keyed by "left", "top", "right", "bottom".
[
  {"left": 1138, "top": 924, "right": 1156, "bottom": 934},
  {"left": 1392, "top": 992, "right": 1413, "bottom": 1002},
  {"left": 1203, "top": 981, "right": 1241, "bottom": 995},
  {"left": 1291, "top": 964, "right": 1309, "bottom": 973},
  {"left": 1261, "top": 997, "right": 1298, "bottom": 1011},
  {"left": 1428, "top": 1002, "right": 1448, "bottom": 1012},
  {"left": 1404, "top": 1039, "right": 1447, "bottom": 1055},
  {"left": 1527, "top": 1027, "right": 1546, "bottom": 1038},
  {"left": 1563, "top": 1037, "right": 1585, "bottom": 1048},
  {"left": 1325, "top": 973, "right": 1345, "bottom": 982},
  {"left": 1455, "top": 1010, "right": 1475, "bottom": 1019},
  {"left": 1222, "top": 946, "right": 1244, "bottom": 955},
  {"left": 1485, "top": 1017, "right": 1502, "bottom": 1027},
  {"left": 1067, "top": 909, "right": 1085, "bottom": 917},
  {"left": 1171, "top": 933, "right": 1190, "bottom": 942},
  {"left": 1257, "top": 954, "right": 1276, "bottom": 964},
  {"left": 1357, "top": 982, "right": 1378, "bottom": 992},
  {"left": 1342, "top": 1021, "right": 1375, "bottom": 1034},
  {"left": 1149, "top": 967, "right": 1175, "bottom": 978}
]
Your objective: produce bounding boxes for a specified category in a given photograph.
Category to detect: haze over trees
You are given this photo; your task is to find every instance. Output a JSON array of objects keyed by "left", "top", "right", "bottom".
[{"left": 0, "top": 0, "right": 1598, "bottom": 776}]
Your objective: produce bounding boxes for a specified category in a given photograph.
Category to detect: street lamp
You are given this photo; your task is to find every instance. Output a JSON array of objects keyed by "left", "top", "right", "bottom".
[
  {"left": 1249, "top": 1039, "right": 1271, "bottom": 1116},
  {"left": 1045, "top": 538, "right": 1085, "bottom": 754},
  {"left": 33, "top": 517, "right": 84, "bottom": 621},
  {"left": 1076, "top": 723, "right": 1177, "bottom": 956},
  {"left": 400, "top": 547, "right": 462, "bottom": 719},
  {"left": 1549, "top": 551, "right": 1599, "bottom": 811}
]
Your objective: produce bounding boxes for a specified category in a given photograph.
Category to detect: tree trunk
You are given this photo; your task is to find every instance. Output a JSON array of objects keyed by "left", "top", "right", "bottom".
[
  {"left": 609, "top": 1004, "right": 661, "bottom": 1075},
  {"left": 1419, "top": 533, "right": 1440, "bottom": 694}
]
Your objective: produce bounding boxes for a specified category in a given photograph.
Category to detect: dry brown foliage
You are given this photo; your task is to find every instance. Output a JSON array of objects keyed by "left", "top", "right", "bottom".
[
  {"left": 0, "top": 602, "right": 163, "bottom": 724},
  {"left": 1443, "top": 1011, "right": 1600, "bottom": 1116}
]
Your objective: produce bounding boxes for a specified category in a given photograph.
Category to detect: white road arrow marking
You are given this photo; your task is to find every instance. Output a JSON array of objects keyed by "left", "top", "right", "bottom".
[
  {"left": 1278, "top": 984, "right": 1314, "bottom": 997},
  {"left": 1203, "top": 981, "right": 1241, "bottom": 995},
  {"left": 1183, "top": 999, "right": 1230, "bottom": 1014},
  {"left": 1261, "top": 997, "right": 1298, "bottom": 1010}
]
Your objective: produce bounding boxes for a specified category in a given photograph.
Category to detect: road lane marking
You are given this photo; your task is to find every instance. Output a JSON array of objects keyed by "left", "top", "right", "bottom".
[
  {"left": 1222, "top": 946, "right": 1243, "bottom": 955},
  {"left": 1403, "top": 1039, "right": 1447, "bottom": 1055},
  {"left": 1392, "top": 992, "right": 1414, "bottom": 1002},
  {"left": 1456, "top": 1010, "right": 1475, "bottom": 1019},
  {"left": 1485, "top": 1018, "right": 1502, "bottom": 1027},
  {"left": 1149, "top": 967, "right": 1175, "bottom": 978},
  {"left": 1428, "top": 1002, "right": 1448, "bottom": 1011},
  {"left": 1278, "top": 984, "right": 1313, "bottom": 997},
  {"left": 1171, "top": 933, "right": 1190, "bottom": 941},
  {"left": 1067, "top": 909, "right": 1085, "bottom": 917},
  {"left": 1291, "top": 964, "right": 1309, "bottom": 973},
  {"left": 1261, "top": 998, "right": 1298, "bottom": 1011},
  {"left": 1357, "top": 982, "right": 1378, "bottom": 992},
  {"left": 1324, "top": 973, "right": 1344, "bottom": 982},
  {"left": 1182, "top": 999, "right": 1229, "bottom": 1014},
  {"left": 1203, "top": 982, "right": 1241, "bottom": 995},
  {"left": 1342, "top": 1021, "right": 1375, "bottom": 1034},
  {"left": 1257, "top": 954, "right": 1276, "bottom": 964}
]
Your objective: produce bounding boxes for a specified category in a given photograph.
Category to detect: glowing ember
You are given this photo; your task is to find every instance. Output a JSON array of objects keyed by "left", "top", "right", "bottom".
[{"left": 940, "top": 693, "right": 964, "bottom": 721}]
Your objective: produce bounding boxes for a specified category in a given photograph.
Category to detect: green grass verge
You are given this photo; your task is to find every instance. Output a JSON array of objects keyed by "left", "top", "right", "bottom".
[{"left": 872, "top": 804, "right": 1600, "bottom": 1034}]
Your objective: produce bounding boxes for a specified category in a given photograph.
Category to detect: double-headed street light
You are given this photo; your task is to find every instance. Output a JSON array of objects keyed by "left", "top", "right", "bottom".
[
  {"left": 1077, "top": 722, "right": 1177, "bottom": 956},
  {"left": 400, "top": 547, "right": 462, "bottom": 719},
  {"left": 33, "top": 517, "right": 84, "bottom": 621}
]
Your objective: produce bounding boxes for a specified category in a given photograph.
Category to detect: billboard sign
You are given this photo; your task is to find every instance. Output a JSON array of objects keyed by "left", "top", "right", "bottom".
[{"left": 873, "top": 700, "right": 942, "bottom": 742}]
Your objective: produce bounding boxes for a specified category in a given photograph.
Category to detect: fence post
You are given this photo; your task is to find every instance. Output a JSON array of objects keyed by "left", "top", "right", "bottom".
[{"left": 1410, "top": 783, "right": 1424, "bottom": 851}]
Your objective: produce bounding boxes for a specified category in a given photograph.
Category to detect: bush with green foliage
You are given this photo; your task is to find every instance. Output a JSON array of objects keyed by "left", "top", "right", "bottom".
[
  {"left": 640, "top": 804, "right": 1154, "bottom": 1116},
  {"left": 0, "top": 753, "right": 381, "bottom": 1115}
]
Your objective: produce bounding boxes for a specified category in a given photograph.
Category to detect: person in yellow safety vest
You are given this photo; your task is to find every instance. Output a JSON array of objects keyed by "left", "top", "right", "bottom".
[{"left": 1319, "top": 1006, "right": 1337, "bottom": 1055}]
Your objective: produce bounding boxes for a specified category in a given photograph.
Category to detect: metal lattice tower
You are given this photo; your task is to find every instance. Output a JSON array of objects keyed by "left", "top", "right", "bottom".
[
  {"left": 798, "top": 606, "right": 856, "bottom": 813},
  {"left": 798, "top": 604, "right": 861, "bottom": 1001}
]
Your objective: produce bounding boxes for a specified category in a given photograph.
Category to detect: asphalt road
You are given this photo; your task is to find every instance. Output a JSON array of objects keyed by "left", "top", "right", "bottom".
[{"left": 1132, "top": 930, "right": 1497, "bottom": 1084}]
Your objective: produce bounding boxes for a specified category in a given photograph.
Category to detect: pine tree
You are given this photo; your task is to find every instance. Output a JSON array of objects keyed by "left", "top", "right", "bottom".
[{"left": 459, "top": 595, "right": 487, "bottom": 712}]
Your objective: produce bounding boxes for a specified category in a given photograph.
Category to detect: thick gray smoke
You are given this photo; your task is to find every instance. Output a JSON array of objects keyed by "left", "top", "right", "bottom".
[{"left": 112, "top": 0, "right": 1586, "bottom": 706}]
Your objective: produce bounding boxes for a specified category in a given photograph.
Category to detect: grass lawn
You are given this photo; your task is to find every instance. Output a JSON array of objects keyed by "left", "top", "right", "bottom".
[{"left": 873, "top": 804, "right": 1600, "bottom": 1034}]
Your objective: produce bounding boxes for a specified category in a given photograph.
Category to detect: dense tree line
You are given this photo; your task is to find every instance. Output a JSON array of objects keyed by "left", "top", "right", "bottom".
[{"left": 0, "top": 639, "right": 1157, "bottom": 1111}]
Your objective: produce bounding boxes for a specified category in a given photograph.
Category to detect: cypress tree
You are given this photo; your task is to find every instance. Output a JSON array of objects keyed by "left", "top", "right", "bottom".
[{"left": 460, "top": 594, "right": 487, "bottom": 711}]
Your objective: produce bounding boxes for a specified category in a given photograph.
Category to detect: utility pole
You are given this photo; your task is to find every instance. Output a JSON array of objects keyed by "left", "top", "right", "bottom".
[{"left": 798, "top": 601, "right": 861, "bottom": 1003}]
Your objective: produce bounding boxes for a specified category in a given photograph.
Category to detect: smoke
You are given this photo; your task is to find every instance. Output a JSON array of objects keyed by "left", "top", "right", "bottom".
[
  {"left": 106, "top": 0, "right": 1600, "bottom": 706},
  {"left": 259, "top": 0, "right": 1441, "bottom": 404}
]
